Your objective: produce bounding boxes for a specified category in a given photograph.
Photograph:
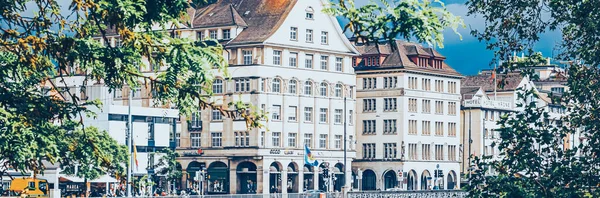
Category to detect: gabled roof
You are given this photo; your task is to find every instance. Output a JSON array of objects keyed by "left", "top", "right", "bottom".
[
  {"left": 192, "top": 3, "right": 248, "bottom": 28},
  {"left": 192, "top": 0, "right": 297, "bottom": 45},
  {"left": 462, "top": 73, "right": 525, "bottom": 92},
  {"left": 461, "top": 86, "right": 482, "bottom": 100},
  {"left": 353, "top": 40, "right": 460, "bottom": 76}
]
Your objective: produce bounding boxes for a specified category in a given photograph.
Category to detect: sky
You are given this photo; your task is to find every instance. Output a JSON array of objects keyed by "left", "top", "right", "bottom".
[{"left": 341, "top": 0, "right": 562, "bottom": 75}]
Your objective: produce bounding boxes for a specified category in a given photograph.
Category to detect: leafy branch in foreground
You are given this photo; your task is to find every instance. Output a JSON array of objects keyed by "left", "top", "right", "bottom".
[
  {"left": 0, "top": 0, "right": 264, "bottom": 179},
  {"left": 324, "top": 0, "right": 464, "bottom": 49}
]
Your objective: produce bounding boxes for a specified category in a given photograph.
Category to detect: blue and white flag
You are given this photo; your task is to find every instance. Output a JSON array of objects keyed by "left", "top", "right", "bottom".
[{"left": 304, "top": 145, "right": 318, "bottom": 166}]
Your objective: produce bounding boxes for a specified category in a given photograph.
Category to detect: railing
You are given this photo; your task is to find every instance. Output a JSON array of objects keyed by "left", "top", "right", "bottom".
[
  {"left": 91, "top": 192, "right": 343, "bottom": 198},
  {"left": 347, "top": 190, "right": 467, "bottom": 198}
]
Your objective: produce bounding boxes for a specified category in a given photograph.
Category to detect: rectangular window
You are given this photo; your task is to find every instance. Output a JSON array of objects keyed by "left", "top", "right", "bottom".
[
  {"left": 176, "top": 132, "right": 181, "bottom": 147},
  {"left": 319, "top": 108, "right": 328, "bottom": 123},
  {"left": 212, "top": 109, "right": 222, "bottom": 121},
  {"left": 422, "top": 144, "right": 431, "bottom": 160},
  {"left": 383, "top": 119, "right": 397, "bottom": 134},
  {"left": 448, "top": 122, "right": 457, "bottom": 136},
  {"left": 305, "top": 54, "right": 313, "bottom": 68},
  {"left": 235, "top": 78, "right": 250, "bottom": 92},
  {"left": 435, "top": 80, "right": 444, "bottom": 92},
  {"left": 422, "top": 78, "right": 431, "bottom": 91},
  {"left": 319, "top": 134, "right": 328, "bottom": 148},
  {"left": 335, "top": 57, "right": 343, "bottom": 72},
  {"left": 408, "top": 77, "right": 418, "bottom": 89},
  {"left": 306, "top": 29, "right": 313, "bottom": 42},
  {"left": 362, "top": 120, "right": 376, "bottom": 134},
  {"left": 197, "top": 31, "right": 205, "bottom": 41},
  {"left": 349, "top": 110, "right": 353, "bottom": 125},
  {"left": 448, "top": 102, "right": 456, "bottom": 115},
  {"left": 260, "top": 131, "right": 266, "bottom": 147},
  {"left": 408, "top": 143, "right": 417, "bottom": 160},
  {"left": 435, "top": 145, "right": 444, "bottom": 160},
  {"left": 363, "top": 78, "right": 377, "bottom": 89},
  {"left": 363, "top": 99, "right": 376, "bottom": 112},
  {"left": 334, "top": 109, "right": 342, "bottom": 124},
  {"left": 272, "top": 105, "right": 281, "bottom": 121},
  {"left": 289, "top": 52, "right": 298, "bottom": 67},
  {"left": 435, "top": 121, "right": 444, "bottom": 136},
  {"left": 448, "top": 145, "right": 456, "bottom": 161},
  {"left": 209, "top": 30, "right": 217, "bottom": 39},
  {"left": 273, "top": 50, "right": 281, "bottom": 65},
  {"left": 288, "top": 106, "right": 298, "bottom": 122},
  {"left": 288, "top": 133, "right": 297, "bottom": 148},
  {"left": 422, "top": 121, "right": 431, "bottom": 136},
  {"left": 321, "top": 31, "right": 328, "bottom": 44},
  {"left": 384, "top": 143, "right": 397, "bottom": 159},
  {"left": 334, "top": 135, "right": 342, "bottom": 149},
  {"left": 448, "top": 81, "right": 457, "bottom": 93},
  {"left": 320, "top": 56, "right": 328, "bottom": 70},
  {"left": 423, "top": 100, "right": 431, "bottom": 113},
  {"left": 272, "top": 132, "right": 281, "bottom": 147},
  {"left": 290, "top": 27, "right": 298, "bottom": 40},
  {"left": 191, "top": 133, "right": 201, "bottom": 148},
  {"left": 211, "top": 132, "right": 222, "bottom": 147},
  {"left": 363, "top": 143, "right": 376, "bottom": 159},
  {"left": 222, "top": 29, "right": 230, "bottom": 39},
  {"left": 304, "top": 107, "right": 313, "bottom": 122},
  {"left": 259, "top": 78, "right": 265, "bottom": 92},
  {"left": 243, "top": 50, "right": 253, "bottom": 65},
  {"left": 435, "top": 101, "right": 444, "bottom": 114},
  {"left": 304, "top": 133, "right": 313, "bottom": 148},
  {"left": 408, "top": 120, "right": 417, "bottom": 135},
  {"left": 245, "top": 132, "right": 250, "bottom": 146},
  {"left": 384, "top": 77, "right": 398, "bottom": 88},
  {"left": 408, "top": 98, "right": 418, "bottom": 112}
]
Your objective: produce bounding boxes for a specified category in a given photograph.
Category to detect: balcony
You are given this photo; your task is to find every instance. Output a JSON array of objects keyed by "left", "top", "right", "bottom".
[{"left": 188, "top": 121, "right": 202, "bottom": 131}]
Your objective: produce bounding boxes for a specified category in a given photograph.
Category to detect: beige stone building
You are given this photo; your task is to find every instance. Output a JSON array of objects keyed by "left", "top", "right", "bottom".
[
  {"left": 173, "top": 0, "right": 359, "bottom": 195},
  {"left": 352, "top": 41, "right": 463, "bottom": 191}
]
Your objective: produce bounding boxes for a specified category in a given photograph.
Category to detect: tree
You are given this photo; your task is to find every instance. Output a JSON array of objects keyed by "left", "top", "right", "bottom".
[
  {"left": 58, "top": 126, "right": 128, "bottom": 194},
  {"left": 152, "top": 148, "right": 182, "bottom": 195},
  {"left": 0, "top": 0, "right": 263, "bottom": 178},
  {"left": 324, "top": 0, "right": 464, "bottom": 48},
  {"left": 466, "top": 0, "right": 600, "bottom": 197}
]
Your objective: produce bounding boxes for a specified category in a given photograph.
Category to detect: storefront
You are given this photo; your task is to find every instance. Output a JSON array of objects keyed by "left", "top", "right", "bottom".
[
  {"left": 207, "top": 161, "right": 228, "bottom": 194},
  {"left": 268, "top": 162, "right": 282, "bottom": 193},
  {"left": 236, "top": 162, "right": 257, "bottom": 194},
  {"left": 303, "top": 165, "right": 314, "bottom": 191}
]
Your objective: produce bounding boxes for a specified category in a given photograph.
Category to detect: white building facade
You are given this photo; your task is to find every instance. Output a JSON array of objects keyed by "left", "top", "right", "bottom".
[
  {"left": 175, "top": 0, "right": 358, "bottom": 195},
  {"left": 352, "top": 41, "right": 462, "bottom": 191}
]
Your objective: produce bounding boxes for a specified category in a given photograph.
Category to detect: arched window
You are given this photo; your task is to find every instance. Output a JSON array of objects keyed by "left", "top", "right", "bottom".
[
  {"left": 272, "top": 78, "right": 281, "bottom": 93},
  {"left": 213, "top": 79, "right": 223, "bottom": 94},
  {"left": 304, "top": 81, "right": 313, "bottom": 96},
  {"left": 305, "top": 7, "right": 314, "bottom": 19},
  {"left": 335, "top": 84, "right": 342, "bottom": 97},
  {"left": 289, "top": 80, "right": 297, "bottom": 94},
  {"left": 320, "top": 82, "right": 328, "bottom": 97}
]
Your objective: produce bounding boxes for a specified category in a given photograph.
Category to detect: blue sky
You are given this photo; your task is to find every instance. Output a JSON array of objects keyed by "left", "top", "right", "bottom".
[{"left": 342, "top": 0, "right": 561, "bottom": 75}]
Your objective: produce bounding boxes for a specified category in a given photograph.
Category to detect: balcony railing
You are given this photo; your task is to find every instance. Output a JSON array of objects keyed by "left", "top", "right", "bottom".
[{"left": 188, "top": 121, "right": 202, "bottom": 131}]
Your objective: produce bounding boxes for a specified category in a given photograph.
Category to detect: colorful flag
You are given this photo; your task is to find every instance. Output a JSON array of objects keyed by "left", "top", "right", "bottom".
[
  {"left": 133, "top": 140, "right": 139, "bottom": 171},
  {"left": 304, "top": 145, "right": 318, "bottom": 166}
]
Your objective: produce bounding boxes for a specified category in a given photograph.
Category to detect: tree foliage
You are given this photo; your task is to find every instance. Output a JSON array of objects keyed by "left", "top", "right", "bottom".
[
  {"left": 0, "top": 0, "right": 263, "bottom": 178},
  {"left": 324, "top": 0, "right": 464, "bottom": 48},
  {"left": 466, "top": 0, "right": 600, "bottom": 197}
]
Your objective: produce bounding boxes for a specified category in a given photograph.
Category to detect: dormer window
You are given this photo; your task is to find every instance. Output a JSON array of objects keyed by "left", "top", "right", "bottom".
[
  {"left": 209, "top": 30, "right": 217, "bottom": 40},
  {"left": 222, "top": 29, "right": 230, "bottom": 40},
  {"left": 306, "top": 7, "right": 314, "bottom": 19}
]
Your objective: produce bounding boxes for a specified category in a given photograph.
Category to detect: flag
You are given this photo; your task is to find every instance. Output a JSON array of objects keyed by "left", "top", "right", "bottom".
[
  {"left": 133, "top": 139, "right": 139, "bottom": 171},
  {"left": 304, "top": 145, "right": 318, "bottom": 166},
  {"left": 490, "top": 69, "right": 496, "bottom": 83}
]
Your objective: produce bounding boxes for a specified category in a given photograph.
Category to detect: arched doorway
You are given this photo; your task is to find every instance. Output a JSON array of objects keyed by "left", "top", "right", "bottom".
[
  {"left": 207, "top": 161, "right": 228, "bottom": 194},
  {"left": 186, "top": 161, "right": 205, "bottom": 191},
  {"left": 361, "top": 170, "right": 376, "bottom": 191},
  {"left": 420, "top": 170, "right": 431, "bottom": 190},
  {"left": 269, "top": 162, "right": 282, "bottom": 193},
  {"left": 286, "top": 163, "right": 299, "bottom": 193},
  {"left": 303, "top": 165, "right": 314, "bottom": 191},
  {"left": 447, "top": 171, "right": 457, "bottom": 190},
  {"left": 236, "top": 162, "right": 257, "bottom": 194},
  {"left": 406, "top": 170, "right": 417, "bottom": 190},
  {"left": 318, "top": 163, "right": 328, "bottom": 191},
  {"left": 333, "top": 163, "right": 344, "bottom": 192},
  {"left": 383, "top": 170, "right": 397, "bottom": 190}
]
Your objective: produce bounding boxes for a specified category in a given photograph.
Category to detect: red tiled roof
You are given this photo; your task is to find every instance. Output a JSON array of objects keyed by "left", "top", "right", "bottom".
[
  {"left": 192, "top": 0, "right": 297, "bottom": 45},
  {"left": 354, "top": 40, "right": 460, "bottom": 76}
]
